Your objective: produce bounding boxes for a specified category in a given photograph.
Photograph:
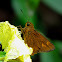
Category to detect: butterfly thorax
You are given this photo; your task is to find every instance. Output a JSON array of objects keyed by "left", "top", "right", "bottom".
[{"left": 21, "top": 27, "right": 34, "bottom": 35}]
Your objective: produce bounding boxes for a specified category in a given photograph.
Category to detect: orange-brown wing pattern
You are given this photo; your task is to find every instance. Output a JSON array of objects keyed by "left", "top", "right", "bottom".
[{"left": 24, "top": 30, "right": 55, "bottom": 55}]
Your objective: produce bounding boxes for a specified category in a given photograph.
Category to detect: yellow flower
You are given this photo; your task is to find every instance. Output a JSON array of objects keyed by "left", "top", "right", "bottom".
[{"left": 0, "top": 21, "right": 33, "bottom": 62}]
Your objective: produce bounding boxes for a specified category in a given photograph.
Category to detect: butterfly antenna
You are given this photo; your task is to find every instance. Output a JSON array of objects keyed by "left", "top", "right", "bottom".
[{"left": 20, "top": 9, "right": 29, "bottom": 22}]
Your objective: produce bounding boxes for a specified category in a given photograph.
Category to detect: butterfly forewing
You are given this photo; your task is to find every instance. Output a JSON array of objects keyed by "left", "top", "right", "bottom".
[{"left": 21, "top": 22, "right": 55, "bottom": 55}]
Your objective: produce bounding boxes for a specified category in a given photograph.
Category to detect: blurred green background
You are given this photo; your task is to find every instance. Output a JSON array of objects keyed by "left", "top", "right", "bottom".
[{"left": 0, "top": 0, "right": 62, "bottom": 62}]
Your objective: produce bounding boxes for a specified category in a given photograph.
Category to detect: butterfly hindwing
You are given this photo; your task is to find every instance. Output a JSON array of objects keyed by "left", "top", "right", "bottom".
[{"left": 24, "top": 30, "right": 55, "bottom": 55}]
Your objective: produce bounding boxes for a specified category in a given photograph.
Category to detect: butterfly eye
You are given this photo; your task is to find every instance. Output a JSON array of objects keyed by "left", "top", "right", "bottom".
[{"left": 27, "top": 23, "right": 30, "bottom": 26}]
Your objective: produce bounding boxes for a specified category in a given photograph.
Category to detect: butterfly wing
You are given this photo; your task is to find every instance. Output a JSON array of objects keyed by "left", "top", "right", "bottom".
[{"left": 24, "top": 30, "right": 55, "bottom": 55}]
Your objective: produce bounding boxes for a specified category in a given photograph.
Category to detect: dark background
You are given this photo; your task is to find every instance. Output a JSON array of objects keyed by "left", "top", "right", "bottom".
[{"left": 0, "top": 0, "right": 62, "bottom": 62}]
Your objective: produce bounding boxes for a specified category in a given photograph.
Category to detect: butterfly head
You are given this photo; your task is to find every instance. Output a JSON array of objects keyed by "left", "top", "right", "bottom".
[{"left": 25, "top": 22, "right": 34, "bottom": 28}]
